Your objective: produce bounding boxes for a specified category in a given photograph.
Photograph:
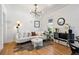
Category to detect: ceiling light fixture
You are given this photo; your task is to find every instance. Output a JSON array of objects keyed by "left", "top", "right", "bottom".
[{"left": 30, "top": 4, "right": 42, "bottom": 17}]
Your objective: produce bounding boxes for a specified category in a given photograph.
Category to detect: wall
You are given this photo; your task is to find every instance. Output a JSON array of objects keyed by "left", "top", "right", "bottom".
[
  {"left": 41, "top": 5, "right": 79, "bottom": 38},
  {"left": 2, "top": 5, "right": 7, "bottom": 44},
  {"left": 5, "top": 8, "right": 42, "bottom": 43},
  {"left": 5, "top": 4, "right": 68, "bottom": 43},
  {"left": 0, "top": 5, "right": 3, "bottom": 50},
  {"left": 5, "top": 4, "right": 79, "bottom": 43}
]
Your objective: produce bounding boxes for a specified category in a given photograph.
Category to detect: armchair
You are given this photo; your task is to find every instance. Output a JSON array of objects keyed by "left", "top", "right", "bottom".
[{"left": 68, "top": 39, "right": 79, "bottom": 55}]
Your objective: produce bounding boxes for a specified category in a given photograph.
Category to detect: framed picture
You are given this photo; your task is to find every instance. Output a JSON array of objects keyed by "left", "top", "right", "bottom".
[
  {"left": 48, "top": 19, "right": 53, "bottom": 23},
  {"left": 34, "top": 21, "right": 40, "bottom": 28}
]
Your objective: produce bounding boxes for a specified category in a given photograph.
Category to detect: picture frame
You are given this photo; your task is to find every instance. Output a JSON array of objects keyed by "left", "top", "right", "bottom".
[
  {"left": 34, "top": 21, "right": 40, "bottom": 28},
  {"left": 48, "top": 19, "right": 53, "bottom": 23}
]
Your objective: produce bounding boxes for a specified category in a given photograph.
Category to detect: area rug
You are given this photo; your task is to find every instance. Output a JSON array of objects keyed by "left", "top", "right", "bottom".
[{"left": 14, "top": 40, "right": 53, "bottom": 52}]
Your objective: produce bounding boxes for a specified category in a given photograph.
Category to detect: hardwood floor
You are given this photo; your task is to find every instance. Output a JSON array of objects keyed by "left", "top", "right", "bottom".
[{"left": 0, "top": 42, "right": 72, "bottom": 55}]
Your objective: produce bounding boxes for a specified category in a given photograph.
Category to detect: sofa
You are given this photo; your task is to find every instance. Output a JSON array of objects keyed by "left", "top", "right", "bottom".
[{"left": 16, "top": 31, "right": 47, "bottom": 43}]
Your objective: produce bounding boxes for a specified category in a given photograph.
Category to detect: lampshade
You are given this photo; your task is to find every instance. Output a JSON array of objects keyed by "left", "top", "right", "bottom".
[{"left": 17, "top": 21, "right": 20, "bottom": 24}]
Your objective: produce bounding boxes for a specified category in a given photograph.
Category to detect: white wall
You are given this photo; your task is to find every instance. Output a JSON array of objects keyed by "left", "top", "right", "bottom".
[
  {"left": 41, "top": 5, "right": 79, "bottom": 37},
  {"left": 2, "top": 5, "right": 7, "bottom": 44},
  {"left": 5, "top": 4, "right": 79, "bottom": 43},
  {"left": 5, "top": 8, "right": 42, "bottom": 43},
  {"left": 5, "top": 4, "right": 67, "bottom": 43},
  {"left": 0, "top": 5, "right": 3, "bottom": 50}
]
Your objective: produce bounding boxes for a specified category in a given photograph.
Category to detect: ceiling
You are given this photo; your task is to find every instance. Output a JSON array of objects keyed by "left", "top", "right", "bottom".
[
  {"left": 5, "top": 4, "right": 53, "bottom": 12},
  {"left": 4, "top": 4, "right": 69, "bottom": 15},
  {"left": 3, "top": 4, "right": 69, "bottom": 23}
]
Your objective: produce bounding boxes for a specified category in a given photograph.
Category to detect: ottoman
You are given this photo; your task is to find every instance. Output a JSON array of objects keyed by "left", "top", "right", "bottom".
[{"left": 31, "top": 38, "right": 43, "bottom": 48}]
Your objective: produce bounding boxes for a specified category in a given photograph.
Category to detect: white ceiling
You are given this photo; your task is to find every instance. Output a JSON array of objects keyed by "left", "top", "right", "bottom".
[
  {"left": 4, "top": 4, "right": 69, "bottom": 15},
  {"left": 5, "top": 4, "right": 54, "bottom": 12},
  {"left": 3, "top": 4, "right": 69, "bottom": 24}
]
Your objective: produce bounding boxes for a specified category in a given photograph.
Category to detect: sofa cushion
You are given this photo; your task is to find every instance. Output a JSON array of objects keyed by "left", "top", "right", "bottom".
[{"left": 31, "top": 32, "right": 37, "bottom": 36}]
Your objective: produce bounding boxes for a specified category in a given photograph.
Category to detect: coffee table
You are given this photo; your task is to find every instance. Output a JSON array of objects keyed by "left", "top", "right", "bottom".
[{"left": 31, "top": 38, "right": 43, "bottom": 48}]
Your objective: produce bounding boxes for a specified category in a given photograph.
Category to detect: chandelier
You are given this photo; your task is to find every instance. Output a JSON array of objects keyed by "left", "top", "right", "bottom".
[{"left": 30, "top": 4, "right": 42, "bottom": 17}]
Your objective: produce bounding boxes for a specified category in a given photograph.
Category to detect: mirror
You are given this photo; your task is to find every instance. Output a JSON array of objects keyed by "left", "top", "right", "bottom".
[{"left": 57, "top": 17, "right": 65, "bottom": 26}]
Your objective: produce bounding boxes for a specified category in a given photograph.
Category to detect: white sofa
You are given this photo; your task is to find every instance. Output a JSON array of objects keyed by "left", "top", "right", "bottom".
[{"left": 16, "top": 32, "right": 47, "bottom": 43}]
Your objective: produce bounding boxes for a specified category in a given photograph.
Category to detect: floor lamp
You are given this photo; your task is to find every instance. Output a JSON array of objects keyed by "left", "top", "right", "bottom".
[
  {"left": 16, "top": 23, "right": 20, "bottom": 33},
  {"left": 16, "top": 21, "right": 21, "bottom": 43}
]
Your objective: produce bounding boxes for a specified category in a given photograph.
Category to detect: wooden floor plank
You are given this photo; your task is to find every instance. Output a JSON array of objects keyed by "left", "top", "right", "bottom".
[{"left": 0, "top": 42, "right": 72, "bottom": 55}]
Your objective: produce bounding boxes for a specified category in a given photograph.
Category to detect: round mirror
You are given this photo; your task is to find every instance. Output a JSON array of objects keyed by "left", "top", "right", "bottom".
[{"left": 57, "top": 17, "right": 65, "bottom": 26}]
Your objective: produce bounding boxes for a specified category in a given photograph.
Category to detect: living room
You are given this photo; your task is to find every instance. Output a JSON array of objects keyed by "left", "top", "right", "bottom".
[{"left": 0, "top": 4, "right": 79, "bottom": 55}]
